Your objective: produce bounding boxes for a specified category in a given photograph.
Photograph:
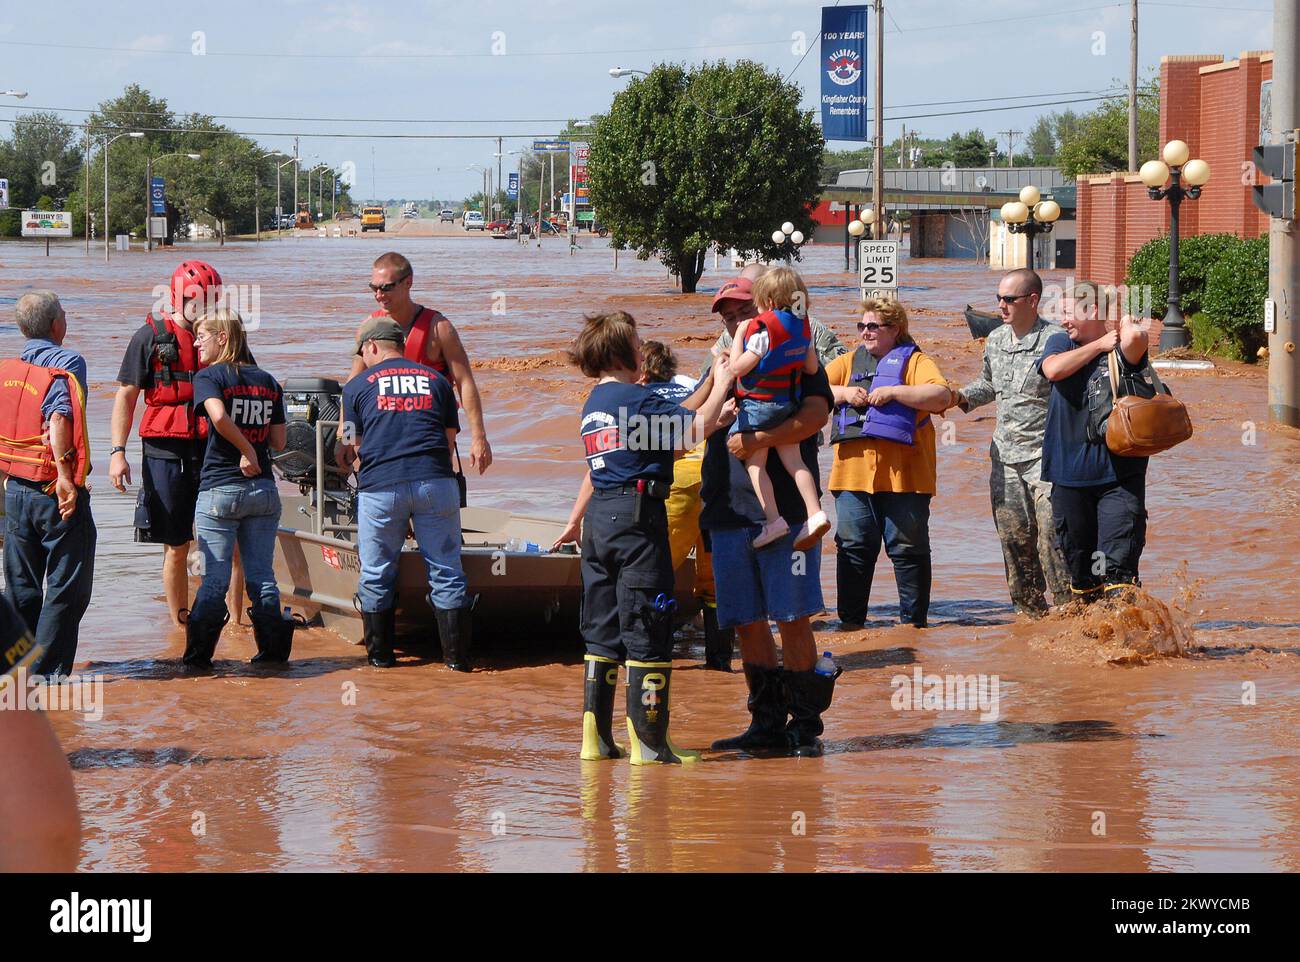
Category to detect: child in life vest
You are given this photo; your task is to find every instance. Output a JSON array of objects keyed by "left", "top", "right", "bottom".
[{"left": 727, "top": 267, "right": 831, "bottom": 550}]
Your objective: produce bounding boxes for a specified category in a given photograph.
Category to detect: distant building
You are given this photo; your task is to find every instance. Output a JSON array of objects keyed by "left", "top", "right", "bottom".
[{"left": 1076, "top": 51, "right": 1273, "bottom": 287}]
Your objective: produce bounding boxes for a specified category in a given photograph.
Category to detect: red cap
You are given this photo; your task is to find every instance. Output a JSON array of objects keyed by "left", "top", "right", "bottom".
[{"left": 711, "top": 277, "right": 753, "bottom": 312}]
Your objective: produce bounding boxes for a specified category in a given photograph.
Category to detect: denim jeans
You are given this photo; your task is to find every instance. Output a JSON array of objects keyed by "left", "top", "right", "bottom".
[
  {"left": 3, "top": 479, "right": 96, "bottom": 675},
  {"left": 191, "top": 479, "right": 282, "bottom": 622},
  {"left": 708, "top": 525, "right": 823, "bottom": 631},
  {"left": 357, "top": 477, "right": 466, "bottom": 612},
  {"left": 833, "top": 489, "right": 932, "bottom": 627}
]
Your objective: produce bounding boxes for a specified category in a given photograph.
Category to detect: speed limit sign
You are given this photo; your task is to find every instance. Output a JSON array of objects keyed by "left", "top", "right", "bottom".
[{"left": 859, "top": 239, "right": 899, "bottom": 300}]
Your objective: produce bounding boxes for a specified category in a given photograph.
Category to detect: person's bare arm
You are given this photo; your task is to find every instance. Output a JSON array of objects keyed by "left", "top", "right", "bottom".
[
  {"left": 867, "top": 383, "right": 953, "bottom": 414},
  {"left": 437, "top": 320, "right": 492, "bottom": 474},
  {"left": 0, "top": 709, "right": 81, "bottom": 871},
  {"left": 1119, "top": 315, "right": 1149, "bottom": 366},
  {"left": 729, "top": 323, "right": 761, "bottom": 379},
  {"left": 47, "top": 413, "right": 78, "bottom": 520},
  {"left": 802, "top": 341, "right": 819, "bottom": 374},
  {"left": 109, "top": 384, "right": 140, "bottom": 491},
  {"left": 687, "top": 357, "right": 736, "bottom": 442},
  {"left": 345, "top": 353, "right": 366, "bottom": 383},
  {"left": 268, "top": 423, "right": 287, "bottom": 452},
  {"left": 726, "top": 394, "right": 830, "bottom": 460},
  {"left": 552, "top": 472, "right": 593, "bottom": 549},
  {"left": 335, "top": 433, "right": 361, "bottom": 473},
  {"left": 203, "top": 398, "right": 260, "bottom": 476},
  {"left": 957, "top": 344, "right": 996, "bottom": 412},
  {"left": 1041, "top": 331, "right": 1118, "bottom": 382}
]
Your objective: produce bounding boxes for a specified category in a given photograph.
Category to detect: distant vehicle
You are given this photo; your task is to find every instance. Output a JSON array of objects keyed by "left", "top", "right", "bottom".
[
  {"left": 402, "top": 208, "right": 418, "bottom": 219},
  {"left": 276, "top": 213, "right": 295, "bottom": 229},
  {"left": 487, "top": 219, "right": 510, "bottom": 233},
  {"left": 360, "top": 206, "right": 386, "bottom": 232},
  {"left": 463, "top": 211, "right": 486, "bottom": 231},
  {"left": 439, "top": 209, "right": 455, "bottom": 223},
  {"left": 294, "top": 203, "right": 314, "bottom": 230}
]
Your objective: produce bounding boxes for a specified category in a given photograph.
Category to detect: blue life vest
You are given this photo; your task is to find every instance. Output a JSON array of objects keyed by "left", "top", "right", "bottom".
[
  {"left": 829, "top": 344, "right": 923, "bottom": 446},
  {"left": 737, "top": 309, "right": 810, "bottom": 402}
]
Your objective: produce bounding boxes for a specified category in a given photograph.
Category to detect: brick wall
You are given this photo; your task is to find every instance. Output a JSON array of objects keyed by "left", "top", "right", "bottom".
[{"left": 1077, "top": 51, "right": 1273, "bottom": 287}]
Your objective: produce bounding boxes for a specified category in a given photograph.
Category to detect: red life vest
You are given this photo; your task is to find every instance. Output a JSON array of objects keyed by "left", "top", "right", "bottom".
[
  {"left": 139, "top": 314, "right": 204, "bottom": 440},
  {"left": 370, "top": 306, "right": 450, "bottom": 379},
  {"left": 736, "top": 309, "right": 811, "bottom": 402},
  {"left": 0, "top": 358, "right": 91, "bottom": 491}
]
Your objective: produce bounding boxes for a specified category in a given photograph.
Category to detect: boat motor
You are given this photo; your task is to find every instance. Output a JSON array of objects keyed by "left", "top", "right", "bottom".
[{"left": 275, "top": 377, "right": 344, "bottom": 488}]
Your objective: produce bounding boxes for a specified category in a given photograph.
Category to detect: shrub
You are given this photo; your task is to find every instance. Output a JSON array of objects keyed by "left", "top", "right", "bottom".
[
  {"left": 1202, "top": 235, "right": 1269, "bottom": 357},
  {"left": 1124, "top": 232, "right": 1240, "bottom": 317},
  {"left": 1187, "top": 311, "right": 1243, "bottom": 361}
]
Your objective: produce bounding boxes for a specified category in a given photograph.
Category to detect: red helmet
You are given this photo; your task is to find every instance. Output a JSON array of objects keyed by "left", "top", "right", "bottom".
[{"left": 170, "top": 260, "right": 222, "bottom": 321}]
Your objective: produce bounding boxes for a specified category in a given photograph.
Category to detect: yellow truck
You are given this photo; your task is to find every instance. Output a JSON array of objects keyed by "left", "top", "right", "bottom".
[{"left": 360, "top": 206, "right": 386, "bottom": 232}]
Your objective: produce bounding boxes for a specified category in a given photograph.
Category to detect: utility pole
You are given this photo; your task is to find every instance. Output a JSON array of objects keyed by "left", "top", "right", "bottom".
[
  {"left": 83, "top": 126, "right": 90, "bottom": 253},
  {"left": 1129, "top": 0, "right": 1139, "bottom": 171},
  {"left": 1269, "top": 0, "right": 1300, "bottom": 425},
  {"left": 496, "top": 135, "right": 503, "bottom": 220},
  {"left": 873, "top": 0, "right": 885, "bottom": 239},
  {"left": 1000, "top": 130, "right": 1022, "bottom": 167},
  {"left": 292, "top": 136, "right": 300, "bottom": 231}
]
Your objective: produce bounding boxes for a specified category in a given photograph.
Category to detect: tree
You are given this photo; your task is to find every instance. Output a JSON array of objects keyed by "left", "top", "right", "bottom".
[
  {"left": 1026, "top": 114, "right": 1056, "bottom": 164},
  {"left": 1055, "top": 79, "right": 1159, "bottom": 177},
  {"left": 588, "top": 60, "right": 823, "bottom": 293}
]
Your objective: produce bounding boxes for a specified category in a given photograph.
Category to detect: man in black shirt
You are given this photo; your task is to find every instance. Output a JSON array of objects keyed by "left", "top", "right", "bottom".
[{"left": 700, "top": 364, "right": 838, "bottom": 757}]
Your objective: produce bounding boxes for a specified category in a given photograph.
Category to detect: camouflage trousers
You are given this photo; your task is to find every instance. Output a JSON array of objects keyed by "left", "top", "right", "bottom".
[{"left": 989, "top": 454, "right": 1070, "bottom": 612}]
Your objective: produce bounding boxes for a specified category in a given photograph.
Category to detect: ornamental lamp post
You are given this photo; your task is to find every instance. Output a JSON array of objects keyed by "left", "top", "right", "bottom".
[
  {"left": 1000, "top": 184, "right": 1060, "bottom": 271},
  {"left": 1140, "top": 139, "right": 1211, "bottom": 351},
  {"left": 847, "top": 206, "right": 876, "bottom": 238}
]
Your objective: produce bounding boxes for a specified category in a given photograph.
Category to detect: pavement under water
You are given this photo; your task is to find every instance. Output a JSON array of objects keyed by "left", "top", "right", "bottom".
[{"left": 2, "top": 233, "right": 1299, "bottom": 872}]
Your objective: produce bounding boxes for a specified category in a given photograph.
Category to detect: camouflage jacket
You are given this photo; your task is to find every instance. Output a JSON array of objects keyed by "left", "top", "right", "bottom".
[{"left": 958, "top": 316, "right": 1062, "bottom": 464}]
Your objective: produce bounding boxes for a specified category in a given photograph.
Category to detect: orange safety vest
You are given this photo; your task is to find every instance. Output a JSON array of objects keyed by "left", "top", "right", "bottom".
[
  {"left": 139, "top": 314, "right": 203, "bottom": 440},
  {"left": 0, "top": 358, "right": 91, "bottom": 491}
]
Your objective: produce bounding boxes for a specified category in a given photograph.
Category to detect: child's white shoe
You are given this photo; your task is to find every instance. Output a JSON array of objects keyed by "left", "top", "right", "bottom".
[
  {"left": 752, "top": 518, "right": 789, "bottom": 549},
  {"left": 793, "top": 511, "right": 831, "bottom": 551}
]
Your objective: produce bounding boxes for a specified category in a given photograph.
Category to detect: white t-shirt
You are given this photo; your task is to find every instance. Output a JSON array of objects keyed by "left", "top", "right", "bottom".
[{"left": 745, "top": 329, "right": 771, "bottom": 357}]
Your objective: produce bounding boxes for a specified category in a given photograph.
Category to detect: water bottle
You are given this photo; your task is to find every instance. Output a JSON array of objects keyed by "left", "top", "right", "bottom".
[
  {"left": 814, "top": 651, "right": 836, "bottom": 677},
  {"left": 524, "top": 541, "right": 542, "bottom": 554},
  {"left": 505, "top": 537, "right": 522, "bottom": 552}
]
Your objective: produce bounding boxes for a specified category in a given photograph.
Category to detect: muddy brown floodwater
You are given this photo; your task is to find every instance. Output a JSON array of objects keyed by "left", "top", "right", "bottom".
[{"left": 2, "top": 235, "right": 1299, "bottom": 872}]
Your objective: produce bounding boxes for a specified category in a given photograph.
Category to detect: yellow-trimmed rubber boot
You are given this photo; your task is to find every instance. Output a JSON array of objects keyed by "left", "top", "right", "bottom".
[
  {"left": 581, "top": 654, "right": 625, "bottom": 760},
  {"left": 625, "top": 661, "right": 700, "bottom": 765}
]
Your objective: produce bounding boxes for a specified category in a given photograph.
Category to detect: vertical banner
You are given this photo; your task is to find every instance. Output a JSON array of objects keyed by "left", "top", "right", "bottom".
[
  {"left": 0, "top": 178, "right": 9, "bottom": 209},
  {"left": 820, "top": 5, "right": 869, "bottom": 142},
  {"left": 150, "top": 177, "right": 166, "bottom": 215},
  {"left": 507, "top": 172, "right": 519, "bottom": 200}
]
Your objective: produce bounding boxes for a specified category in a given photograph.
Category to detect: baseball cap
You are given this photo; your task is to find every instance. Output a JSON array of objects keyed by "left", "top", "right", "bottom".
[
  {"left": 711, "top": 277, "right": 754, "bottom": 313},
  {"left": 356, "top": 316, "right": 406, "bottom": 354}
]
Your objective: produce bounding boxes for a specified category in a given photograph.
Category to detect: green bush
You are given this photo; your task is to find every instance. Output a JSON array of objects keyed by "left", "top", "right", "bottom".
[
  {"left": 1187, "top": 311, "right": 1243, "bottom": 361},
  {"left": 1124, "top": 232, "right": 1240, "bottom": 317},
  {"left": 1202, "top": 235, "right": 1269, "bottom": 357}
]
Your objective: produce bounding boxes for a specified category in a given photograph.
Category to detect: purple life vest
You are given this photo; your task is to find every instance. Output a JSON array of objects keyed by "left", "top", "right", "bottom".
[{"left": 830, "top": 344, "right": 923, "bottom": 446}]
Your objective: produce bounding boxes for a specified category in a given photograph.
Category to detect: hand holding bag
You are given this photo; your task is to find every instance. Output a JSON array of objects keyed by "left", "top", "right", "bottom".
[{"left": 1104, "top": 347, "right": 1193, "bottom": 457}]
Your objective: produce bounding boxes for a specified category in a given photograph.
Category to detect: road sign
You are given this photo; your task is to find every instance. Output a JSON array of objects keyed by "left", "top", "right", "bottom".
[
  {"left": 20, "top": 210, "right": 73, "bottom": 237},
  {"left": 859, "top": 239, "right": 899, "bottom": 298},
  {"left": 148, "top": 216, "right": 168, "bottom": 239},
  {"left": 533, "top": 139, "right": 570, "bottom": 153}
]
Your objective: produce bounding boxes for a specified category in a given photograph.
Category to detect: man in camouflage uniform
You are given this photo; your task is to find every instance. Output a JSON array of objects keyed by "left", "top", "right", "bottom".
[{"left": 956, "top": 268, "right": 1070, "bottom": 616}]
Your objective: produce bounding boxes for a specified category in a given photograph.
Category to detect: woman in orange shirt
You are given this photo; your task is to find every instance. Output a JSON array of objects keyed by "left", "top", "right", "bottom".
[{"left": 825, "top": 298, "right": 955, "bottom": 628}]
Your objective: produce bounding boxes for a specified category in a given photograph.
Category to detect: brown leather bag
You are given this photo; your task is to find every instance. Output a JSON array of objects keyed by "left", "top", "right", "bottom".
[{"left": 1104, "top": 348, "right": 1193, "bottom": 457}]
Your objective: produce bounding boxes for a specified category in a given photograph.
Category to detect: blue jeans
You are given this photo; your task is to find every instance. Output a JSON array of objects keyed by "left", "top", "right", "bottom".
[
  {"left": 191, "top": 479, "right": 282, "bottom": 622},
  {"left": 834, "top": 489, "right": 932, "bottom": 627},
  {"left": 3, "top": 479, "right": 96, "bottom": 675},
  {"left": 357, "top": 477, "right": 466, "bottom": 612},
  {"left": 730, "top": 398, "right": 798, "bottom": 435},
  {"left": 708, "top": 525, "right": 823, "bottom": 630}
]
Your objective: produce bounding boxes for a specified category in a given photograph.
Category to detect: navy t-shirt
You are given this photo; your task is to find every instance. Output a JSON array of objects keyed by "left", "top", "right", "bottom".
[
  {"left": 192, "top": 363, "right": 286, "bottom": 492},
  {"left": 1037, "top": 331, "right": 1149, "bottom": 487},
  {"left": 646, "top": 380, "right": 693, "bottom": 403},
  {"left": 581, "top": 381, "right": 692, "bottom": 490},
  {"left": 700, "top": 365, "right": 833, "bottom": 529},
  {"left": 342, "top": 357, "right": 459, "bottom": 492}
]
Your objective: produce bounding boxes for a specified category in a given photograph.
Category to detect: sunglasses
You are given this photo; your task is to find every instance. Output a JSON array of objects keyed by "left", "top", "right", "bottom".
[
  {"left": 857, "top": 321, "right": 894, "bottom": 333},
  {"left": 997, "top": 293, "right": 1031, "bottom": 305},
  {"left": 368, "top": 274, "right": 411, "bottom": 293}
]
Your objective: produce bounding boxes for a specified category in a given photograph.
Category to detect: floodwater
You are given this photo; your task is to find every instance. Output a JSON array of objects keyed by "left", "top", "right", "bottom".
[{"left": 2, "top": 232, "right": 1298, "bottom": 872}]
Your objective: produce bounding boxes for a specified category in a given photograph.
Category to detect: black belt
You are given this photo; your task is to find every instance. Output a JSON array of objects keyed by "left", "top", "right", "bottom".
[{"left": 597, "top": 479, "right": 671, "bottom": 499}]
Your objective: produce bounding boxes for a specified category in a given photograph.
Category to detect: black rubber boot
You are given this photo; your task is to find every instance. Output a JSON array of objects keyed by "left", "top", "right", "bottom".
[
  {"left": 248, "top": 606, "right": 297, "bottom": 663},
  {"left": 710, "top": 663, "right": 789, "bottom": 752},
  {"left": 182, "top": 607, "right": 229, "bottom": 668},
  {"left": 783, "top": 667, "right": 843, "bottom": 758},
  {"left": 701, "top": 605, "right": 734, "bottom": 672},
  {"left": 580, "top": 654, "right": 624, "bottom": 760},
  {"left": 362, "top": 609, "right": 396, "bottom": 667},
  {"left": 434, "top": 604, "right": 473, "bottom": 672},
  {"left": 625, "top": 661, "right": 700, "bottom": 765}
]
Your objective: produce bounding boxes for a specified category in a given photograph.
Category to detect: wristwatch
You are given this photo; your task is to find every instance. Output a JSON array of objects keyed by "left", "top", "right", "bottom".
[{"left": 109, "top": 445, "right": 126, "bottom": 456}]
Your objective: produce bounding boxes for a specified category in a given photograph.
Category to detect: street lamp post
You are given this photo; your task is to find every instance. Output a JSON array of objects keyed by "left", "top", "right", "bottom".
[
  {"left": 274, "top": 156, "right": 296, "bottom": 239},
  {"left": 0, "top": 89, "right": 27, "bottom": 99},
  {"left": 1140, "top": 139, "right": 1212, "bottom": 351},
  {"left": 103, "top": 130, "right": 144, "bottom": 263},
  {"left": 146, "top": 150, "right": 200, "bottom": 251},
  {"left": 1001, "top": 185, "right": 1061, "bottom": 271}
]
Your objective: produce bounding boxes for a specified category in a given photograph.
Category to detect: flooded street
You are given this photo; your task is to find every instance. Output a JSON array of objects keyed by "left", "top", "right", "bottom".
[{"left": 3, "top": 234, "right": 1299, "bottom": 872}]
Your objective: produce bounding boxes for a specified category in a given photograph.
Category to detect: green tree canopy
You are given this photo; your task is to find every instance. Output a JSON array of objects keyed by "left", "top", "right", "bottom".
[
  {"left": 1055, "top": 80, "right": 1159, "bottom": 177},
  {"left": 588, "top": 60, "right": 823, "bottom": 293}
]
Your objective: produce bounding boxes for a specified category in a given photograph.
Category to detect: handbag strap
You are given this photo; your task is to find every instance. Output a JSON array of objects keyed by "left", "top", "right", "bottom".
[{"left": 1108, "top": 344, "right": 1170, "bottom": 398}]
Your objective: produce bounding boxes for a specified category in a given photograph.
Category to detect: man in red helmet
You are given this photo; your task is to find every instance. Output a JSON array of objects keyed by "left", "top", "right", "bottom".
[{"left": 109, "top": 260, "right": 222, "bottom": 628}]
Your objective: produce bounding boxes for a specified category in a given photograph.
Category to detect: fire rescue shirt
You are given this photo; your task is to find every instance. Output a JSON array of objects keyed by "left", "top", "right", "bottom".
[
  {"left": 192, "top": 363, "right": 286, "bottom": 492},
  {"left": 20, "top": 338, "right": 87, "bottom": 421},
  {"left": 342, "top": 357, "right": 459, "bottom": 492},
  {"left": 581, "top": 381, "right": 692, "bottom": 490}
]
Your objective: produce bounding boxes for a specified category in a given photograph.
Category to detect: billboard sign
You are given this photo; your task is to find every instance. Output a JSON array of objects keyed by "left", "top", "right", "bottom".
[{"left": 21, "top": 210, "right": 74, "bottom": 237}]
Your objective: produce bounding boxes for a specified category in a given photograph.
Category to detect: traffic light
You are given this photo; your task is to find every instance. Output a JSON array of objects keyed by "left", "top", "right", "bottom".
[{"left": 1253, "top": 139, "right": 1296, "bottom": 220}]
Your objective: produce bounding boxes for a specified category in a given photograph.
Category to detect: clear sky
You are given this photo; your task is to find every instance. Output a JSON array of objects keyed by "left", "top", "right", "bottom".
[{"left": 0, "top": 0, "right": 1275, "bottom": 201}]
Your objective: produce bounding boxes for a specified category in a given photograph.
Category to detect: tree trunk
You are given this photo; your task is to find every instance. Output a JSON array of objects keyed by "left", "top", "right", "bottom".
[{"left": 679, "top": 249, "right": 707, "bottom": 293}]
